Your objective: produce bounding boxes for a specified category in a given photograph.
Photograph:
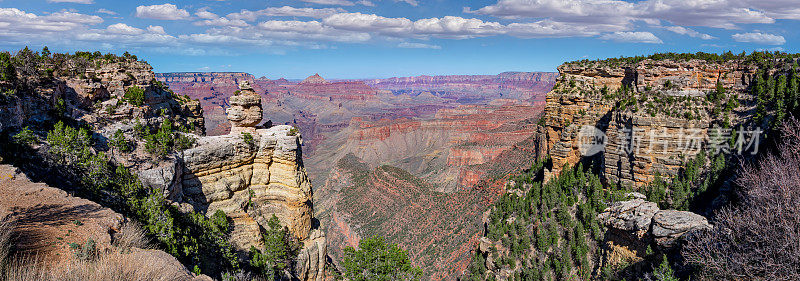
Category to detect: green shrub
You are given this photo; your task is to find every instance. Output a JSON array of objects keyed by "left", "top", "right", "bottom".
[
  {"left": 249, "top": 215, "right": 298, "bottom": 279},
  {"left": 71, "top": 239, "right": 98, "bottom": 262},
  {"left": 241, "top": 132, "right": 254, "bottom": 146},
  {"left": 124, "top": 86, "right": 145, "bottom": 106},
  {"left": 341, "top": 236, "right": 422, "bottom": 281},
  {"left": 44, "top": 121, "right": 240, "bottom": 276},
  {"left": 12, "top": 126, "right": 37, "bottom": 146},
  {"left": 110, "top": 129, "right": 134, "bottom": 153}
]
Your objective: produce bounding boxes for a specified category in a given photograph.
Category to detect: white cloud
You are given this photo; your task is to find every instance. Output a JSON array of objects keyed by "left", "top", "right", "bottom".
[
  {"left": 413, "top": 16, "right": 504, "bottom": 38},
  {"left": 46, "top": 11, "right": 104, "bottom": 24},
  {"left": 258, "top": 20, "right": 328, "bottom": 33},
  {"left": 195, "top": 17, "right": 249, "bottom": 27},
  {"left": 227, "top": 6, "right": 345, "bottom": 21},
  {"left": 323, "top": 12, "right": 413, "bottom": 35},
  {"left": 665, "top": 26, "right": 714, "bottom": 40},
  {"left": 47, "top": 0, "right": 93, "bottom": 4},
  {"left": 106, "top": 23, "right": 143, "bottom": 35},
  {"left": 0, "top": 8, "right": 102, "bottom": 33},
  {"left": 147, "top": 25, "right": 166, "bottom": 34},
  {"left": 469, "top": 0, "right": 792, "bottom": 33},
  {"left": 398, "top": 42, "right": 441, "bottom": 49},
  {"left": 506, "top": 20, "right": 605, "bottom": 38},
  {"left": 135, "top": 4, "right": 190, "bottom": 20},
  {"left": 96, "top": 9, "right": 117, "bottom": 15},
  {"left": 357, "top": 0, "right": 376, "bottom": 7},
  {"left": 396, "top": 0, "right": 418, "bottom": 6},
  {"left": 599, "top": 31, "right": 663, "bottom": 44},
  {"left": 195, "top": 9, "right": 218, "bottom": 20},
  {"left": 732, "top": 32, "right": 786, "bottom": 45},
  {"left": 300, "top": 0, "right": 355, "bottom": 6}
]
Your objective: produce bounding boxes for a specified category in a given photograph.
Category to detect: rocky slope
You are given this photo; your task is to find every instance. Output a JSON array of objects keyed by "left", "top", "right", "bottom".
[
  {"left": 308, "top": 102, "right": 547, "bottom": 193},
  {"left": 0, "top": 164, "right": 206, "bottom": 280}
]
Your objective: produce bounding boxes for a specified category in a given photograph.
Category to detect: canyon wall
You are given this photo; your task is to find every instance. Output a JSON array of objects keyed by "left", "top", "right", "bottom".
[
  {"left": 544, "top": 59, "right": 755, "bottom": 187},
  {"left": 364, "top": 72, "right": 558, "bottom": 101}
]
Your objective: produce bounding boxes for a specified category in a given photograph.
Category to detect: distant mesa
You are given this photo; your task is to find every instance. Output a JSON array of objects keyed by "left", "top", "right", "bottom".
[{"left": 301, "top": 73, "right": 329, "bottom": 84}]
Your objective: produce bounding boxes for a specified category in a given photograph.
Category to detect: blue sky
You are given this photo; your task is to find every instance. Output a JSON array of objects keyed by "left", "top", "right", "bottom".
[{"left": 0, "top": 0, "right": 798, "bottom": 79}]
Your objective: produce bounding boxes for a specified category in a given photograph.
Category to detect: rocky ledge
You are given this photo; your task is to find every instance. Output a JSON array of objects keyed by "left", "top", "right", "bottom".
[{"left": 142, "top": 81, "right": 326, "bottom": 281}]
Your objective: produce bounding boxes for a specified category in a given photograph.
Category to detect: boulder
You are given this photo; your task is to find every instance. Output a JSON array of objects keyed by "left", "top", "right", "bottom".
[
  {"left": 651, "top": 210, "right": 711, "bottom": 247},
  {"left": 598, "top": 199, "right": 659, "bottom": 235}
]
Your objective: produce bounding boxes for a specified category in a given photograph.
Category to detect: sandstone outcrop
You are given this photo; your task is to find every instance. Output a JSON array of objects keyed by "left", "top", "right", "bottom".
[
  {"left": 598, "top": 198, "right": 659, "bottom": 236},
  {"left": 598, "top": 196, "right": 710, "bottom": 266},
  {"left": 151, "top": 81, "right": 326, "bottom": 281},
  {"left": 651, "top": 210, "right": 710, "bottom": 248},
  {"left": 544, "top": 59, "right": 755, "bottom": 187}
]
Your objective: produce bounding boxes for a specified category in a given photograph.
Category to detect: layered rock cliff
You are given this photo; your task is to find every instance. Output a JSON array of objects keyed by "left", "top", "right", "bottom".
[
  {"left": 364, "top": 72, "right": 557, "bottom": 102},
  {"left": 544, "top": 59, "right": 755, "bottom": 187},
  {"left": 147, "top": 81, "right": 327, "bottom": 281}
]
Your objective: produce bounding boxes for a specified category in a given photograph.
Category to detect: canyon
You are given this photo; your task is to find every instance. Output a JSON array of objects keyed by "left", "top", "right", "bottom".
[{"left": 157, "top": 71, "right": 556, "bottom": 279}]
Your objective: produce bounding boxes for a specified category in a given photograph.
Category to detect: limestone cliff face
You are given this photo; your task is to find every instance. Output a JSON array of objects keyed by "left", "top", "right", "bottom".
[
  {"left": 153, "top": 81, "right": 326, "bottom": 281},
  {"left": 544, "top": 59, "right": 755, "bottom": 187}
]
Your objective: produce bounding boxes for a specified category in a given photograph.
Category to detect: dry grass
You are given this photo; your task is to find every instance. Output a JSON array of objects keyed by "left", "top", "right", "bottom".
[
  {"left": 0, "top": 217, "right": 14, "bottom": 269},
  {"left": 4, "top": 252, "right": 190, "bottom": 281},
  {"left": 113, "top": 221, "right": 151, "bottom": 250},
  {"left": 0, "top": 216, "right": 191, "bottom": 281}
]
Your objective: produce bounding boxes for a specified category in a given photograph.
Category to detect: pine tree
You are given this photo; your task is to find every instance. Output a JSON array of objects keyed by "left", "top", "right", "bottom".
[
  {"left": 652, "top": 255, "right": 679, "bottom": 281},
  {"left": 790, "top": 67, "right": 799, "bottom": 113},
  {"left": 341, "top": 236, "right": 422, "bottom": 281},
  {"left": 754, "top": 71, "right": 767, "bottom": 122}
]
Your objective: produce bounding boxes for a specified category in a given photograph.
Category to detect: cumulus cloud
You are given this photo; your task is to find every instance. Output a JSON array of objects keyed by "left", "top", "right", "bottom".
[
  {"left": 665, "top": 26, "right": 714, "bottom": 40},
  {"left": 413, "top": 16, "right": 504, "bottom": 38},
  {"left": 195, "top": 17, "right": 249, "bottom": 27},
  {"left": 323, "top": 12, "right": 413, "bottom": 35},
  {"left": 0, "top": 8, "right": 102, "bottom": 33},
  {"left": 195, "top": 9, "right": 218, "bottom": 20},
  {"left": 469, "top": 0, "right": 790, "bottom": 32},
  {"left": 48, "top": 0, "right": 94, "bottom": 4},
  {"left": 599, "top": 31, "right": 663, "bottom": 44},
  {"left": 227, "top": 6, "right": 345, "bottom": 21},
  {"left": 96, "top": 9, "right": 117, "bottom": 15},
  {"left": 732, "top": 32, "right": 786, "bottom": 45},
  {"left": 300, "top": 0, "right": 355, "bottom": 6},
  {"left": 147, "top": 25, "right": 166, "bottom": 34},
  {"left": 106, "top": 23, "right": 144, "bottom": 35},
  {"left": 398, "top": 42, "right": 440, "bottom": 49},
  {"left": 357, "top": 0, "right": 376, "bottom": 7},
  {"left": 506, "top": 20, "right": 606, "bottom": 38},
  {"left": 135, "top": 4, "right": 190, "bottom": 20}
]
